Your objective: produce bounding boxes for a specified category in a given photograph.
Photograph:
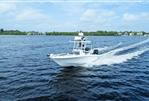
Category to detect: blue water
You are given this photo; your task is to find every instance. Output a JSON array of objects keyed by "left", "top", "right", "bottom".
[{"left": 0, "top": 35, "right": 149, "bottom": 101}]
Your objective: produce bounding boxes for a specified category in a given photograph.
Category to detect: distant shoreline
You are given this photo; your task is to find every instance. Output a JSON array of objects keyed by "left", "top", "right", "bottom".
[{"left": 0, "top": 29, "right": 149, "bottom": 36}]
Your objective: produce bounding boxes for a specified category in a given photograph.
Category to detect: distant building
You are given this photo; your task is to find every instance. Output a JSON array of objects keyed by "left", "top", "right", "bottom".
[
  {"left": 123, "top": 32, "right": 129, "bottom": 36},
  {"left": 27, "top": 32, "right": 32, "bottom": 35},
  {"left": 118, "top": 32, "right": 123, "bottom": 36},
  {"left": 137, "top": 32, "right": 143, "bottom": 36},
  {"left": 129, "top": 32, "right": 135, "bottom": 36},
  {"left": 27, "top": 31, "right": 45, "bottom": 35},
  {"left": 144, "top": 34, "right": 148, "bottom": 36}
]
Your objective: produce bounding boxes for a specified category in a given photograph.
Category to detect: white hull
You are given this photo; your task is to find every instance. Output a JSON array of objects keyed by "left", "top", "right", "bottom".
[
  {"left": 49, "top": 32, "right": 99, "bottom": 67},
  {"left": 49, "top": 54, "right": 98, "bottom": 67}
]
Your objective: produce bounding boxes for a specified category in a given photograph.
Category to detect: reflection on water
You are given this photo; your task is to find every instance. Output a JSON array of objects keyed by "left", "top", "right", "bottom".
[{"left": 48, "top": 67, "right": 90, "bottom": 101}]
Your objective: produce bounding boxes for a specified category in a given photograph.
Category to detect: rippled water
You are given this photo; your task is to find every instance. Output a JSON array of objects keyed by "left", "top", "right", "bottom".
[{"left": 0, "top": 35, "right": 149, "bottom": 101}]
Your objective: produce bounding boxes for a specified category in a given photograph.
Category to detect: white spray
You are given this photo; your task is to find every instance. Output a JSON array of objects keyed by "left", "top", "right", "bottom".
[{"left": 89, "top": 39, "right": 149, "bottom": 67}]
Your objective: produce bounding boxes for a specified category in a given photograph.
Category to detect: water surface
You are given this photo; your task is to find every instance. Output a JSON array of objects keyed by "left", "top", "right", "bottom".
[{"left": 0, "top": 35, "right": 149, "bottom": 101}]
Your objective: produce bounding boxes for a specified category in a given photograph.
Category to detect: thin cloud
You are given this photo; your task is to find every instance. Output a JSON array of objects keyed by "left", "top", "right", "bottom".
[
  {"left": 0, "top": 3, "right": 16, "bottom": 13},
  {"left": 16, "top": 9, "right": 48, "bottom": 21},
  {"left": 80, "top": 9, "right": 116, "bottom": 23},
  {"left": 123, "top": 12, "right": 149, "bottom": 22}
]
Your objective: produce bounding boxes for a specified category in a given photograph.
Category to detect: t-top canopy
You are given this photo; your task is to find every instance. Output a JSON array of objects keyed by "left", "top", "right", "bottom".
[{"left": 78, "top": 32, "right": 84, "bottom": 36}]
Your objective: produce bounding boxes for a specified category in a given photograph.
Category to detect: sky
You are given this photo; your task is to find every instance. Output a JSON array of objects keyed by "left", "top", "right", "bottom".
[{"left": 0, "top": 0, "right": 149, "bottom": 32}]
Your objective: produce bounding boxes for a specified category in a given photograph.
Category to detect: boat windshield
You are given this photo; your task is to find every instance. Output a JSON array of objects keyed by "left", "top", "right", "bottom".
[{"left": 73, "top": 40, "right": 92, "bottom": 53}]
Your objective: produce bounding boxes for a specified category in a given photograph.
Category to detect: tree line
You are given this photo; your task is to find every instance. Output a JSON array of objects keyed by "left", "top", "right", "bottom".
[
  {"left": 0, "top": 29, "right": 26, "bottom": 35},
  {"left": 46, "top": 31, "right": 118, "bottom": 36},
  {"left": 0, "top": 28, "right": 148, "bottom": 36}
]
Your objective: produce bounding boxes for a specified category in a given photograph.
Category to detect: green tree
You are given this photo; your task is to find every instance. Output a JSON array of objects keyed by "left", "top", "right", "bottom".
[{"left": 0, "top": 28, "right": 4, "bottom": 32}]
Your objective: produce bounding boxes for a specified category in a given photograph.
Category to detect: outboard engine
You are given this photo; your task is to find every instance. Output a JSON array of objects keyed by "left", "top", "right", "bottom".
[{"left": 93, "top": 49, "right": 99, "bottom": 54}]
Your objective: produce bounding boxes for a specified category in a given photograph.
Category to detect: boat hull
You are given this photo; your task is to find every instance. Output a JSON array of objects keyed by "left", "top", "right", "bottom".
[{"left": 49, "top": 54, "right": 98, "bottom": 67}]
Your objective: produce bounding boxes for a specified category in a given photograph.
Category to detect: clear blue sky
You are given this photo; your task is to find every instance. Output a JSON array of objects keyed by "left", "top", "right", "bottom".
[{"left": 0, "top": 0, "right": 149, "bottom": 32}]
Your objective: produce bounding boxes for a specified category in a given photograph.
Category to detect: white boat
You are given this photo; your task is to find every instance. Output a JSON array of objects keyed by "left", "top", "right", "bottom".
[{"left": 49, "top": 32, "right": 100, "bottom": 67}]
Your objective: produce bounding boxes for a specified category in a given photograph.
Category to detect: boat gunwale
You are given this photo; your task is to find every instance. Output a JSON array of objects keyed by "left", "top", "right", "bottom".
[{"left": 50, "top": 53, "right": 99, "bottom": 59}]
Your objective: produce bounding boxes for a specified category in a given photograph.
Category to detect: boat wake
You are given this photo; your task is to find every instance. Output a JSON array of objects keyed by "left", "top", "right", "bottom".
[{"left": 90, "top": 39, "right": 149, "bottom": 67}]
